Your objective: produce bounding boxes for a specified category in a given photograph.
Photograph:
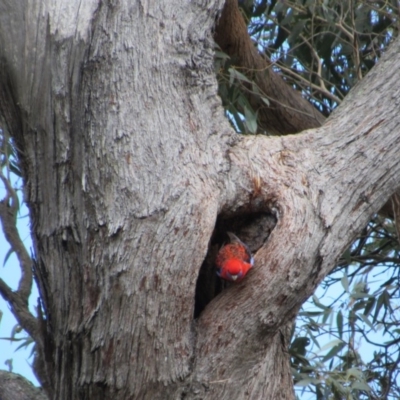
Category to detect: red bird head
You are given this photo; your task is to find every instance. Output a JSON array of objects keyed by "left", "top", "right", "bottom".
[{"left": 215, "top": 232, "right": 254, "bottom": 282}]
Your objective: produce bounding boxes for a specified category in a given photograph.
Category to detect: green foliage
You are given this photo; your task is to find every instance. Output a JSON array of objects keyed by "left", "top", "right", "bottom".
[
  {"left": 0, "top": 324, "right": 35, "bottom": 356},
  {"left": 215, "top": 51, "right": 263, "bottom": 134},
  {"left": 0, "top": 129, "right": 22, "bottom": 178},
  {"left": 0, "top": 319, "right": 34, "bottom": 372},
  {"left": 0, "top": 2, "right": 399, "bottom": 395},
  {"left": 217, "top": 1, "right": 400, "bottom": 398},
  {"left": 219, "top": 0, "right": 399, "bottom": 126},
  {"left": 251, "top": 0, "right": 398, "bottom": 114},
  {"left": 289, "top": 218, "right": 400, "bottom": 399}
]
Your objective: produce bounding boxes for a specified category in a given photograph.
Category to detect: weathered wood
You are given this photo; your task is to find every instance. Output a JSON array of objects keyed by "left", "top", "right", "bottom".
[
  {"left": 191, "top": 34, "right": 400, "bottom": 399},
  {"left": 0, "top": 0, "right": 399, "bottom": 399},
  {"left": 0, "top": 371, "right": 47, "bottom": 400}
]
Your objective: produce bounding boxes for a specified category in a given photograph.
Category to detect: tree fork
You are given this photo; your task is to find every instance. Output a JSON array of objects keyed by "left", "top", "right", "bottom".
[
  {"left": 215, "top": 0, "right": 400, "bottom": 233},
  {"left": 0, "top": 1, "right": 399, "bottom": 399},
  {"left": 190, "top": 35, "right": 400, "bottom": 398}
]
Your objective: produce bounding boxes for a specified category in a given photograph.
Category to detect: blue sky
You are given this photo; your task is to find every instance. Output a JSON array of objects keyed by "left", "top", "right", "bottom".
[{"left": 0, "top": 201, "right": 39, "bottom": 386}]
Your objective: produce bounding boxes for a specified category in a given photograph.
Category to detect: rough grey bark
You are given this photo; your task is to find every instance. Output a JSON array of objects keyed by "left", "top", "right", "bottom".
[
  {"left": 0, "top": 370, "right": 47, "bottom": 400},
  {"left": 0, "top": 1, "right": 399, "bottom": 400}
]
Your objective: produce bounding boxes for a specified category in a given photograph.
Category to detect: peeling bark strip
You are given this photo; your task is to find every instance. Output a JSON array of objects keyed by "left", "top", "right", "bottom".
[{"left": 0, "top": 1, "right": 399, "bottom": 399}]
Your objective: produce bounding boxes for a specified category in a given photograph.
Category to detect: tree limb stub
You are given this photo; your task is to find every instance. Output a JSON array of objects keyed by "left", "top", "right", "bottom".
[
  {"left": 0, "top": 370, "right": 47, "bottom": 400},
  {"left": 193, "top": 33, "right": 400, "bottom": 392}
]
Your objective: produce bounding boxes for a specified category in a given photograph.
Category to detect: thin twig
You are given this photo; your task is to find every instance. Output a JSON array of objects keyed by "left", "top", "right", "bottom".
[
  {"left": 0, "top": 173, "right": 33, "bottom": 299},
  {"left": 0, "top": 133, "right": 38, "bottom": 340},
  {"left": 0, "top": 278, "right": 38, "bottom": 339},
  {"left": 276, "top": 63, "right": 342, "bottom": 105}
]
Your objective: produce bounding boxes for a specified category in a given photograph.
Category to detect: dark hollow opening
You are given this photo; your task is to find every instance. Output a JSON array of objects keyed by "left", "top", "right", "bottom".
[{"left": 193, "top": 211, "right": 277, "bottom": 318}]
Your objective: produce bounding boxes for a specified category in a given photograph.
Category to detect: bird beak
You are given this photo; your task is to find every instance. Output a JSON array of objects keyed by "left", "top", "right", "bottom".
[{"left": 230, "top": 275, "right": 238, "bottom": 281}]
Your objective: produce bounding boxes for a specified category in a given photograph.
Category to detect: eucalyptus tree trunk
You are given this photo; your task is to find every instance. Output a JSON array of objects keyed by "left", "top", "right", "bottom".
[{"left": 0, "top": 1, "right": 400, "bottom": 400}]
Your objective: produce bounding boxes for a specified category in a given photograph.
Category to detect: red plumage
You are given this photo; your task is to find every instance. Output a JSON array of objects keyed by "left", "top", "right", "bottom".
[{"left": 215, "top": 232, "right": 254, "bottom": 282}]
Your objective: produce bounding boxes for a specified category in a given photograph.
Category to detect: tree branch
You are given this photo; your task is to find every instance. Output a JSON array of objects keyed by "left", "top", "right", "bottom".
[
  {"left": 192, "top": 33, "right": 400, "bottom": 396},
  {"left": 0, "top": 172, "right": 33, "bottom": 299},
  {"left": 0, "top": 136, "right": 38, "bottom": 340},
  {"left": 214, "top": 0, "right": 325, "bottom": 134},
  {"left": 0, "top": 278, "right": 38, "bottom": 339},
  {"left": 216, "top": 0, "right": 397, "bottom": 224}
]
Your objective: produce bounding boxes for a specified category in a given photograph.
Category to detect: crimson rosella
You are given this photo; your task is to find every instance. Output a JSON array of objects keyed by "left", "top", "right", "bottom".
[{"left": 215, "top": 232, "right": 254, "bottom": 282}]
